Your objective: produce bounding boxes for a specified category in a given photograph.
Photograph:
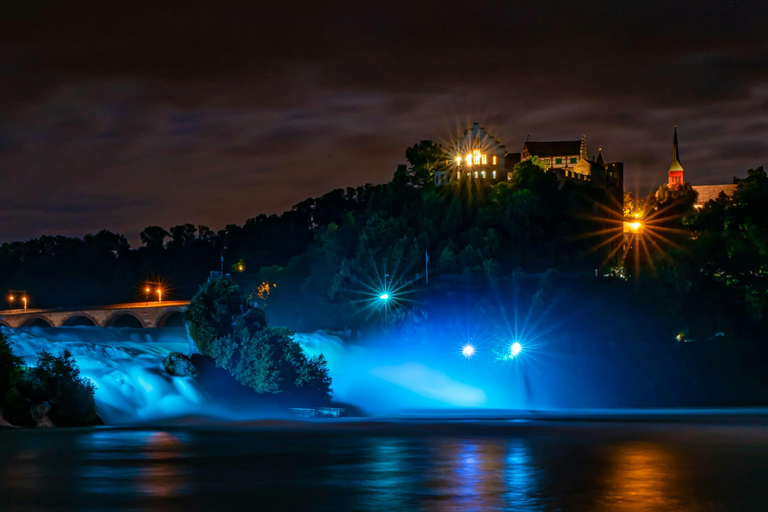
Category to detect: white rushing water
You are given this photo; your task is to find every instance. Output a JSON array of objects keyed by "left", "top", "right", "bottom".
[{"left": 2, "top": 326, "right": 491, "bottom": 424}]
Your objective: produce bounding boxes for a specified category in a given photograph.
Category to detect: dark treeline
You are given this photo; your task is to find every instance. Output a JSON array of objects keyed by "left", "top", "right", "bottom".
[{"left": 2, "top": 141, "right": 767, "bottom": 345}]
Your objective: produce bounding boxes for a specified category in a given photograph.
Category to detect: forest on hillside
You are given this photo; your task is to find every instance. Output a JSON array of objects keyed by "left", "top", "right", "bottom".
[{"left": 2, "top": 141, "right": 767, "bottom": 345}]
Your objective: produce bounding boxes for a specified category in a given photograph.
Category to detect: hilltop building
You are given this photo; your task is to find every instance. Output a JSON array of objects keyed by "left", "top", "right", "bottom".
[
  {"left": 668, "top": 125, "right": 684, "bottom": 188},
  {"left": 521, "top": 137, "right": 585, "bottom": 170},
  {"left": 664, "top": 124, "right": 737, "bottom": 209},
  {"left": 692, "top": 184, "right": 737, "bottom": 209},
  {"left": 437, "top": 123, "right": 508, "bottom": 184},
  {"left": 435, "top": 123, "right": 623, "bottom": 203}
]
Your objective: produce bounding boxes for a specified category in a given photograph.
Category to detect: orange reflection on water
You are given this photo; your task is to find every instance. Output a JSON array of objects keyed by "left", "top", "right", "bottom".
[
  {"left": 138, "top": 431, "right": 185, "bottom": 498},
  {"left": 601, "top": 442, "right": 697, "bottom": 512}
]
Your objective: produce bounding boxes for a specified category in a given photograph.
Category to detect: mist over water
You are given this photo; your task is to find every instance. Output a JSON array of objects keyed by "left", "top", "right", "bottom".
[
  {"left": 3, "top": 326, "right": 525, "bottom": 424},
  {"left": 3, "top": 320, "right": 760, "bottom": 425}
]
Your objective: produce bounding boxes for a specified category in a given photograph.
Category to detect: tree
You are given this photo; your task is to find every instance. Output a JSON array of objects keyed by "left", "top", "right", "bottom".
[
  {"left": 392, "top": 140, "right": 446, "bottom": 188},
  {"left": 0, "top": 331, "right": 22, "bottom": 407},
  {"left": 140, "top": 226, "right": 170, "bottom": 249},
  {"left": 185, "top": 278, "right": 265, "bottom": 355}
]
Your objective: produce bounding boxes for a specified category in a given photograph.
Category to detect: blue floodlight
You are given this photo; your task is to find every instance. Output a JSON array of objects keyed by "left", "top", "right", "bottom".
[
  {"left": 510, "top": 341, "right": 522, "bottom": 358},
  {"left": 461, "top": 343, "right": 476, "bottom": 359},
  {"left": 379, "top": 293, "right": 390, "bottom": 300}
]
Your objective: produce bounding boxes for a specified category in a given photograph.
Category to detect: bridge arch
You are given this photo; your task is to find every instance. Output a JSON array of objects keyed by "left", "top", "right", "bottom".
[
  {"left": 20, "top": 316, "right": 54, "bottom": 328},
  {"left": 61, "top": 313, "right": 99, "bottom": 327},
  {"left": 156, "top": 308, "right": 185, "bottom": 328},
  {"left": 0, "top": 319, "right": 10, "bottom": 328},
  {"left": 104, "top": 312, "right": 145, "bottom": 328}
]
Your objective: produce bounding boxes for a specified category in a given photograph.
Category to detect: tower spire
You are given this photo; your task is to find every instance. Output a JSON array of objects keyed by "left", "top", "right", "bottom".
[{"left": 668, "top": 124, "right": 684, "bottom": 188}]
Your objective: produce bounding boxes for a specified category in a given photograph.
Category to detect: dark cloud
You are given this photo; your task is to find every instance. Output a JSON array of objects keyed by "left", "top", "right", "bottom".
[{"left": 0, "top": 0, "right": 767, "bottom": 244}]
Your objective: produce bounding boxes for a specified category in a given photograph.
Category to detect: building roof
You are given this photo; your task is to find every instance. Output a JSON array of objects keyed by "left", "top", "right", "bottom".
[
  {"left": 669, "top": 125, "right": 684, "bottom": 173},
  {"left": 574, "top": 157, "right": 605, "bottom": 175},
  {"left": 595, "top": 148, "right": 605, "bottom": 167},
  {"left": 505, "top": 152, "right": 521, "bottom": 169},
  {"left": 524, "top": 140, "right": 581, "bottom": 158},
  {"left": 692, "top": 184, "right": 737, "bottom": 208}
]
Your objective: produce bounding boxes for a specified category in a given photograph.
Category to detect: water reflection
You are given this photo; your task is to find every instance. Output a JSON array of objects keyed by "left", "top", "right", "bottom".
[
  {"left": 600, "top": 442, "right": 697, "bottom": 512},
  {"left": 79, "top": 430, "right": 190, "bottom": 499},
  {"left": 504, "top": 438, "right": 545, "bottom": 509},
  {"left": 5, "top": 448, "right": 43, "bottom": 490},
  {"left": 426, "top": 439, "right": 507, "bottom": 511},
  {"left": 138, "top": 432, "right": 185, "bottom": 497},
  {"left": 361, "top": 437, "right": 409, "bottom": 509}
]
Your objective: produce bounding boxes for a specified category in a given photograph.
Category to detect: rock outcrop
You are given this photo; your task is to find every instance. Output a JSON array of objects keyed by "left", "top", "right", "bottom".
[
  {"left": 0, "top": 411, "right": 13, "bottom": 427},
  {"left": 162, "top": 352, "right": 199, "bottom": 377},
  {"left": 30, "top": 403, "right": 55, "bottom": 428}
]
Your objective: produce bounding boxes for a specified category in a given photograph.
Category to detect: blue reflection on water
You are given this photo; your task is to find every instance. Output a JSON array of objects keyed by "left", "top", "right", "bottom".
[
  {"left": 457, "top": 441, "right": 481, "bottom": 499},
  {"left": 504, "top": 438, "right": 544, "bottom": 510},
  {"left": 361, "top": 437, "right": 410, "bottom": 509}
]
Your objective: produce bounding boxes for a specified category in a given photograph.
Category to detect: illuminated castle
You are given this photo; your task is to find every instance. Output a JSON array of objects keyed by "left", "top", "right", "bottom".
[{"left": 435, "top": 123, "right": 623, "bottom": 202}]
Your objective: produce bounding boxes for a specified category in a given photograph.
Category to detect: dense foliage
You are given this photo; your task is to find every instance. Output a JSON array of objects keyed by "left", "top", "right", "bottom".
[
  {"left": 184, "top": 277, "right": 265, "bottom": 355},
  {"left": 0, "top": 333, "right": 100, "bottom": 427},
  {"left": 186, "top": 279, "right": 332, "bottom": 406},
  {"left": 0, "top": 332, "right": 22, "bottom": 404}
]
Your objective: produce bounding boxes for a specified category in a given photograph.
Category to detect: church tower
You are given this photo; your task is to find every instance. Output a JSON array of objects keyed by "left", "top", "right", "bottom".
[{"left": 668, "top": 125, "right": 684, "bottom": 188}]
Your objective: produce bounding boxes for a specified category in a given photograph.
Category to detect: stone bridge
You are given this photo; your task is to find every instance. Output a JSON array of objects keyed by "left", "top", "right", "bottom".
[{"left": 0, "top": 301, "right": 189, "bottom": 329}]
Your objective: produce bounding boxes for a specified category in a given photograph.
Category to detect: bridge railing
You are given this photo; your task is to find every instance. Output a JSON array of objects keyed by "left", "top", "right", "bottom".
[{"left": 0, "top": 300, "right": 190, "bottom": 316}]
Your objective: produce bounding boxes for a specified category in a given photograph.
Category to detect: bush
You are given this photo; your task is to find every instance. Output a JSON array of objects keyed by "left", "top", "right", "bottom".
[
  {"left": 228, "top": 327, "right": 332, "bottom": 406},
  {"left": 14, "top": 350, "right": 101, "bottom": 427},
  {"left": 185, "top": 278, "right": 266, "bottom": 354}
]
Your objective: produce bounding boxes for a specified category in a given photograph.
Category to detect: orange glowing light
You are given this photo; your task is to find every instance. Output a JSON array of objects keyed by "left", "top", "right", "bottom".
[
  {"left": 624, "top": 220, "right": 643, "bottom": 233},
  {"left": 577, "top": 192, "right": 688, "bottom": 280}
]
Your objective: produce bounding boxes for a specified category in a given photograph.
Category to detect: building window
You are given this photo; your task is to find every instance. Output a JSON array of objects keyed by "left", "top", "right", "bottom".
[
  {"left": 482, "top": 154, "right": 487, "bottom": 165},
  {"left": 492, "top": 170, "right": 496, "bottom": 179},
  {"left": 492, "top": 156, "right": 497, "bottom": 165},
  {"left": 481, "top": 170, "right": 486, "bottom": 179},
  {"left": 474, "top": 171, "right": 478, "bottom": 178},
  {"left": 570, "top": 157, "right": 577, "bottom": 164},
  {"left": 466, "top": 153, "right": 472, "bottom": 166},
  {"left": 556, "top": 158, "right": 562, "bottom": 164},
  {"left": 473, "top": 149, "right": 481, "bottom": 165}
]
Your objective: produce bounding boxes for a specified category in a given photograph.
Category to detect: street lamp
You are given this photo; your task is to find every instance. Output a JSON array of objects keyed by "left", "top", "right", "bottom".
[
  {"left": 157, "top": 289, "right": 162, "bottom": 303},
  {"left": 8, "top": 290, "right": 26, "bottom": 313},
  {"left": 145, "top": 287, "right": 151, "bottom": 307}
]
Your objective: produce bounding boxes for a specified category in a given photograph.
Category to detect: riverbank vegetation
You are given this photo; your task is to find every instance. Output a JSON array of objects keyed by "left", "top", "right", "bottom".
[{"left": 0, "top": 332, "right": 100, "bottom": 427}]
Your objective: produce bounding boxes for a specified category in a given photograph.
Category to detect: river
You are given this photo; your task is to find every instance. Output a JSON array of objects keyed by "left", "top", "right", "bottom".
[{"left": 3, "top": 418, "right": 768, "bottom": 511}]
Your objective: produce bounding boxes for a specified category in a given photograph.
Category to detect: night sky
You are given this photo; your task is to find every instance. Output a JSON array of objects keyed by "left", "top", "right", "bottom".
[{"left": 1, "top": 1, "right": 766, "bottom": 244}]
